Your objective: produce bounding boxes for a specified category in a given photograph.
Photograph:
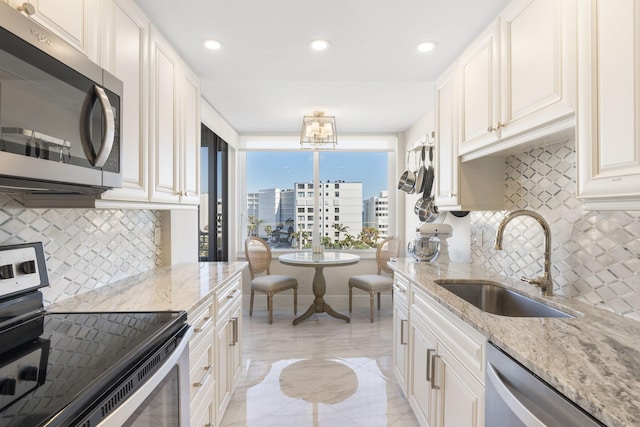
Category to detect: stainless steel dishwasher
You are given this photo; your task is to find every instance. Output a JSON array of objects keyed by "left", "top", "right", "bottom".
[{"left": 486, "top": 343, "right": 604, "bottom": 427}]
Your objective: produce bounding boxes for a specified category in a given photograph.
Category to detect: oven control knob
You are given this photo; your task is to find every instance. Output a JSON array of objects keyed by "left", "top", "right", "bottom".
[
  {"left": 0, "top": 264, "right": 14, "bottom": 280},
  {"left": 20, "top": 260, "right": 37, "bottom": 275},
  {"left": 20, "top": 365, "right": 39, "bottom": 382},
  {"left": 0, "top": 378, "right": 16, "bottom": 395}
]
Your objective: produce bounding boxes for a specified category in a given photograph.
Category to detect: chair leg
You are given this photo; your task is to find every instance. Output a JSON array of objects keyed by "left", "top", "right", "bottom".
[
  {"left": 369, "top": 291, "right": 374, "bottom": 323},
  {"left": 349, "top": 286, "right": 353, "bottom": 313},
  {"left": 267, "top": 292, "right": 273, "bottom": 325},
  {"left": 250, "top": 290, "right": 255, "bottom": 317},
  {"left": 377, "top": 292, "right": 381, "bottom": 310},
  {"left": 294, "top": 288, "right": 298, "bottom": 315}
]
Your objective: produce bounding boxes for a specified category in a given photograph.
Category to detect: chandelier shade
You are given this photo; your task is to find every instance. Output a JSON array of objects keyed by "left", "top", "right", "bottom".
[{"left": 300, "top": 111, "right": 337, "bottom": 150}]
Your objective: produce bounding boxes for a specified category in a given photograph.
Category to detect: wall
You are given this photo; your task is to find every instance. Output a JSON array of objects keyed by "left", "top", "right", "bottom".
[
  {"left": 471, "top": 140, "right": 640, "bottom": 320},
  {"left": 0, "top": 194, "right": 161, "bottom": 306}
]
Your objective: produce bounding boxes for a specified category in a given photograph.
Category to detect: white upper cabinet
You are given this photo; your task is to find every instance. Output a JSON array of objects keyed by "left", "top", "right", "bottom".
[
  {"left": 179, "top": 68, "right": 201, "bottom": 205},
  {"left": 576, "top": 0, "right": 640, "bottom": 210},
  {"left": 459, "top": 0, "right": 576, "bottom": 160},
  {"left": 148, "top": 28, "right": 201, "bottom": 205},
  {"left": 6, "top": 0, "right": 100, "bottom": 62},
  {"left": 458, "top": 20, "right": 501, "bottom": 154},
  {"left": 435, "top": 66, "right": 504, "bottom": 211},
  {"left": 149, "top": 28, "right": 180, "bottom": 204},
  {"left": 99, "top": 0, "right": 150, "bottom": 203}
]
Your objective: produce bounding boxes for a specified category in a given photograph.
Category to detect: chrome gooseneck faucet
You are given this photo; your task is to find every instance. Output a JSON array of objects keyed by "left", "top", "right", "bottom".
[{"left": 494, "top": 210, "right": 553, "bottom": 296}]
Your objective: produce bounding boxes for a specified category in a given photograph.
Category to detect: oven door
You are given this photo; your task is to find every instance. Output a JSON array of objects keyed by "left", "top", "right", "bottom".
[{"left": 77, "top": 325, "right": 192, "bottom": 427}]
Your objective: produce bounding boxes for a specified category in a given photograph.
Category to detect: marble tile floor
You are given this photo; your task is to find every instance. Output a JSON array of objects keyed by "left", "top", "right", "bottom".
[{"left": 219, "top": 304, "right": 420, "bottom": 427}]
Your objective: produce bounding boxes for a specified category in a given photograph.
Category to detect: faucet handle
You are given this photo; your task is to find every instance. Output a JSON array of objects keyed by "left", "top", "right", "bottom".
[{"left": 520, "top": 276, "right": 549, "bottom": 292}]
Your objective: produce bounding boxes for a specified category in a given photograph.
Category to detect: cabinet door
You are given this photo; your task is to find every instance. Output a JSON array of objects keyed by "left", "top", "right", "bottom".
[
  {"left": 409, "top": 318, "right": 438, "bottom": 427},
  {"left": 434, "top": 66, "right": 459, "bottom": 208},
  {"left": 228, "top": 302, "right": 242, "bottom": 390},
  {"left": 436, "top": 344, "right": 484, "bottom": 427},
  {"left": 393, "top": 300, "right": 409, "bottom": 395},
  {"left": 18, "top": 0, "right": 99, "bottom": 60},
  {"left": 215, "top": 318, "right": 232, "bottom": 419},
  {"left": 499, "top": 0, "right": 575, "bottom": 139},
  {"left": 458, "top": 20, "right": 501, "bottom": 155},
  {"left": 179, "top": 67, "right": 201, "bottom": 204},
  {"left": 577, "top": 0, "right": 640, "bottom": 209},
  {"left": 149, "top": 29, "right": 181, "bottom": 204},
  {"left": 99, "top": 0, "right": 150, "bottom": 202}
]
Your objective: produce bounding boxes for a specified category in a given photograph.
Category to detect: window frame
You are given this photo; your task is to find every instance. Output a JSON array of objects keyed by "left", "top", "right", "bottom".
[{"left": 237, "top": 134, "right": 398, "bottom": 254}]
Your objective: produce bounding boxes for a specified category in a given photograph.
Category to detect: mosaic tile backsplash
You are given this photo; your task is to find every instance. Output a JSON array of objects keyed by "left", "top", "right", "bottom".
[
  {"left": 471, "top": 140, "right": 640, "bottom": 320},
  {"left": 0, "top": 194, "right": 161, "bottom": 306}
]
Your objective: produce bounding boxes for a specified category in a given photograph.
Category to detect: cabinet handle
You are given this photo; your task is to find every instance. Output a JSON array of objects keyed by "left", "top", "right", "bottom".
[
  {"left": 487, "top": 122, "right": 503, "bottom": 133},
  {"left": 426, "top": 349, "right": 435, "bottom": 382},
  {"left": 430, "top": 354, "right": 440, "bottom": 390},
  {"left": 193, "top": 365, "right": 212, "bottom": 387},
  {"left": 194, "top": 316, "right": 212, "bottom": 333},
  {"left": 229, "top": 317, "right": 238, "bottom": 346},
  {"left": 400, "top": 319, "right": 408, "bottom": 345},
  {"left": 448, "top": 192, "right": 457, "bottom": 198}
]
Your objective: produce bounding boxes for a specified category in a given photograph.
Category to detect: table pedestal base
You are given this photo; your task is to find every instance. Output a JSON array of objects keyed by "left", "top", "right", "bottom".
[
  {"left": 293, "top": 298, "right": 350, "bottom": 325},
  {"left": 292, "top": 265, "right": 350, "bottom": 325}
]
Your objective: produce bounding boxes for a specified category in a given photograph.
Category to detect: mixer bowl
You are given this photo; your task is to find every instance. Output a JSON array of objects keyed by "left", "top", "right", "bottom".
[{"left": 408, "top": 236, "right": 441, "bottom": 262}]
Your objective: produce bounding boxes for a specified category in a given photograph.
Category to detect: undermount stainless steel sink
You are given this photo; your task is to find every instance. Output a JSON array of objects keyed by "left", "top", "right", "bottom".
[{"left": 435, "top": 280, "right": 574, "bottom": 318}]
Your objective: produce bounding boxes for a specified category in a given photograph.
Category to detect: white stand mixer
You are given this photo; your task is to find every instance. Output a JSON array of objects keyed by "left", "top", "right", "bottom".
[{"left": 407, "top": 223, "right": 453, "bottom": 262}]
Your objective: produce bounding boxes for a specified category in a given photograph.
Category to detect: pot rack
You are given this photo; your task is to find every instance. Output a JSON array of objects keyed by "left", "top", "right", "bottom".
[{"left": 408, "top": 131, "right": 435, "bottom": 152}]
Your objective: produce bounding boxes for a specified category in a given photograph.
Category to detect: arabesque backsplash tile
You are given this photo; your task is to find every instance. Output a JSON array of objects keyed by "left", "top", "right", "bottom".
[
  {"left": 0, "top": 194, "right": 161, "bottom": 306},
  {"left": 471, "top": 139, "right": 640, "bottom": 320}
]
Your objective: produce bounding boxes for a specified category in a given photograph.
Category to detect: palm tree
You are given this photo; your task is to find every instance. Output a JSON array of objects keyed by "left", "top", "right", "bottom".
[{"left": 247, "top": 215, "right": 263, "bottom": 236}]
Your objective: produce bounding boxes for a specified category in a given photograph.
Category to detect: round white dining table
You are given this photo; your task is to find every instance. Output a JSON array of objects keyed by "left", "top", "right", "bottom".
[{"left": 278, "top": 252, "right": 360, "bottom": 325}]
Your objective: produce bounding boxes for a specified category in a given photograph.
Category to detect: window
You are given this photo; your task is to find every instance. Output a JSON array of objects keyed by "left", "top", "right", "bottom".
[{"left": 244, "top": 149, "right": 390, "bottom": 249}]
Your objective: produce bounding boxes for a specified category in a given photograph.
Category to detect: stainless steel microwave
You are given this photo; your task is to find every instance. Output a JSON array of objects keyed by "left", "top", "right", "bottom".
[{"left": 0, "top": 2, "right": 122, "bottom": 194}]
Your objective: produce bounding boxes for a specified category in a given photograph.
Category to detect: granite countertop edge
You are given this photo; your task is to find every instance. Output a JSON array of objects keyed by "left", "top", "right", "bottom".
[
  {"left": 46, "top": 261, "right": 248, "bottom": 316},
  {"left": 389, "top": 258, "right": 640, "bottom": 427}
]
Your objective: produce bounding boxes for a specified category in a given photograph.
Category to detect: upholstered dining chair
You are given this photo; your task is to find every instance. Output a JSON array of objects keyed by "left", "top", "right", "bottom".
[
  {"left": 348, "top": 236, "right": 400, "bottom": 322},
  {"left": 245, "top": 236, "right": 298, "bottom": 324}
]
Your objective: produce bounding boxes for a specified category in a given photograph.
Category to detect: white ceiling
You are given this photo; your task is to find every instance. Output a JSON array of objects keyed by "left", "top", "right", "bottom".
[{"left": 134, "top": 0, "right": 510, "bottom": 135}]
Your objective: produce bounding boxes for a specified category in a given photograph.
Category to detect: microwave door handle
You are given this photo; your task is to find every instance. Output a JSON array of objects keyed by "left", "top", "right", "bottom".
[{"left": 80, "top": 85, "right": 115, "bottom": 168}]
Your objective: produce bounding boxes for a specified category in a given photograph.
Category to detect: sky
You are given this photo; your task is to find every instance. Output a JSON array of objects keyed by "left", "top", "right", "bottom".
[{"left": 245, "top": 152, "right": 388, "bottom": 199}]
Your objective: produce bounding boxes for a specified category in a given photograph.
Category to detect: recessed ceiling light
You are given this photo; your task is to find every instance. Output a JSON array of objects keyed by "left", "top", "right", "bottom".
[
  {"left": 309, "top": 39, "right": 330, "bottom": 51},
  {"left": 204, "top": 39, "right": 223, "bottom": 50},
  {"left": 417, "top": 41, "right": 436, "bottom": 53}
]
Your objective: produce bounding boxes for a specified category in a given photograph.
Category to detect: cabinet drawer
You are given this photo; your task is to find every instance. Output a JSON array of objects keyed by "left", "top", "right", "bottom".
[
  {"left": 394, "top": 274, "right": 410, "bottom": 308},
  {"left": 189, "top": 296, "right": 215, "bottom": 351},
  {"left": 411, "top": 286, "right": 485, "bottom": 382},
  {"left": 190, "top": 337, "right": 214, "bottom": 400},
  {"left": 190, "top": 368, "right": 216, "bottom": 427},
  {"left": 216, "top": 276, "right": 242, "bottom": 319}
]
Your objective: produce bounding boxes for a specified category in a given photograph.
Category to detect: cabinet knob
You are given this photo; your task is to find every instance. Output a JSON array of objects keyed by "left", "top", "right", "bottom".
[
  {"left": 448, "top": 192, "right": 456, "bottom": 198},
  {"left": 487, "top": 123, "right": 503, "bottom": 133}
]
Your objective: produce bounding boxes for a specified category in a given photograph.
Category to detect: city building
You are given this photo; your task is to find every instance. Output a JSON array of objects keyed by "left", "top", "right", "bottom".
[{"left": 363, "top": 190, "right": 389, "bottom": 239}]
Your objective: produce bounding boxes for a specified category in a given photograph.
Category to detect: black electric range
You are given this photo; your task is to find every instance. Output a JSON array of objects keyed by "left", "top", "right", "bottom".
[{"left": 0, "top": 242, "right": 188, "bottom": 427}]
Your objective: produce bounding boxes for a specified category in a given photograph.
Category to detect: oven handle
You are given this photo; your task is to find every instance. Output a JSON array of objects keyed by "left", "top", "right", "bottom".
[
  {"left": 80, "top": 85, "right": 115, "bottom": 168},
  {"left": 486, "top": 362, "right": 546, "bottom": 427},
  {"left": 97, "top": 325, "right": 193, "bottom": 426}
]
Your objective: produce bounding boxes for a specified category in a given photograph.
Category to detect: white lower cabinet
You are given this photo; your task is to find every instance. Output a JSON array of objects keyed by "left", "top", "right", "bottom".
[
  {"left": 188, "top": 296, "right": 216, "bottom": 427},
  {"left": 188, "top": 272, "right": 243, "bottom": 427},
  {"left": 215, "top": 275, "right": 243, "bottom": 422},
  {"left": 393, "top": 273, "right": 410, "bottom": 394},
  {"left": 408, "top": 315, "right": 438, "bottom": 426},
  {"left": 396, "top": 278, "right": 486, "bottom": 427}
]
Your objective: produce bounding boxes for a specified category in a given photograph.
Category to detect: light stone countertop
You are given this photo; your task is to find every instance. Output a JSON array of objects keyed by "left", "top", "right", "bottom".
[
  {"left": 47, "top": 262, "right": 248, "bottom": 316},
  {"left": 389, "top": 258, "right": 640, "bottom": 427}
]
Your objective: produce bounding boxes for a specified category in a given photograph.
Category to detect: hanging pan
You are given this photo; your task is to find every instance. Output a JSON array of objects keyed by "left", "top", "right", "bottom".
[{"left": 397, "top": 150, "right": 416, "bottom": 193}]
